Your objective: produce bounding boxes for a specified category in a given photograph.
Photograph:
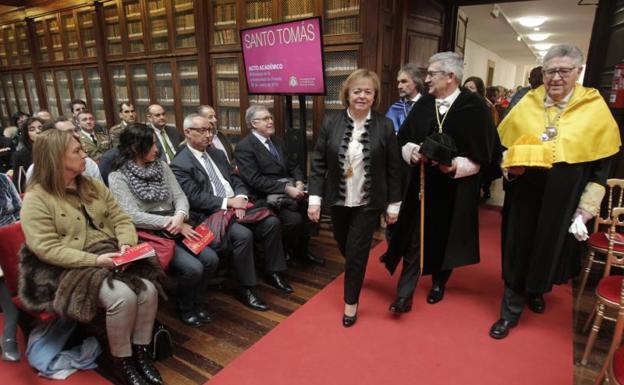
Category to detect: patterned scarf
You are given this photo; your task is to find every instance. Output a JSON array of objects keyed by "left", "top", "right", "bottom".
[
  {"left": 0, "top": 173, "right": 21, "bottom": 226},
  {"left": 121, "top": 160, "right": 170, "bottom": 203}
]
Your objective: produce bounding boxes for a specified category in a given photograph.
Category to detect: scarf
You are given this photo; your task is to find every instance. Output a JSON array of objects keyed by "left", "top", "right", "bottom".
[
  {"left": 0, "top": 173, "right": 21, "bottom": 227},
  {"left": 121, "top": 160, "right": 170, "bottom": 203}
]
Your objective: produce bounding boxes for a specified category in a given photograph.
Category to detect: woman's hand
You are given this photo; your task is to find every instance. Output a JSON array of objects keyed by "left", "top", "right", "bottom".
[
  {"left": 181, "top": 223, "right": 201, "bottom": 242},
  {"left": 119, "top": 244, "right": 130, "bottom": 254},
  {"left": 308, "top": 204, "right": 321, "bottom": 223},
  {"left": 385, "top": 212, "right": 398, "bottom": 225},
  {"left": 164, "top": 212, "right": 186, "bottom": 234},
  {"left": 96, "top": 252, "right": 119, "bottom": 269},
  {"left": 507, "top": 166, "right": 526, "bottom": 176}
]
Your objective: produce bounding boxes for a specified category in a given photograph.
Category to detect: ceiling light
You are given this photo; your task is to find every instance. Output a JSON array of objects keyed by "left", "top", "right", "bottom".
[
  {"left": 538, "top": 51, "right": 548, "bottom": 56},
  {"left": 518, "top": 16, "right": 547, "bottom": 28},
  {"left": 533, "top": 43, "right": 552, "bottom": 50},
  {"left": 533, "top": 27, "right": 540, "bottom": 31},
  {"left": 516, "top": 36, "right": 521, "bottom": 42},
  {"left": 528, "top": 33, "right": 550, "bottom": 41}
]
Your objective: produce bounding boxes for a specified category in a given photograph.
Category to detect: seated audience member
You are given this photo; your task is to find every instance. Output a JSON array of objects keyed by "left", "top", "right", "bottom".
[
  {"left": 109, "top": 103, "right": 138, "bottom": 147},
  {"left": 70, "top": 99, "right": 107, "bottom": 136},
  {"left": 171, "top": 114, "right": 292, "bottom": 311},
  {"left": 10, "top": 117, "right": 43, "bottom": 193},
  {"left": 0, "top": 133, "right": 12, "bottom": 174},
  {"left": 26, "top": 118, "right": 102, "bottom": 182},
  {"left": 236, "top": 105, "right": 325, "bottom": 266},
  {"left": 109, "top": 123, "right": 218, "bottom": 327},
  {"left": 3, "top": 126, "right": 19, "bottom": 150},
  {"left": 147, "top": 104, "right": 181, "bottom": 164},
  {"left": 20, "top": 129, "right": 164, "bottom": 385},
  {"left": 0, "top": 173, "right": 21, "bottom": 361},
  {"left": 11, "top": 111, "right": 29, "bottom": 133},
  {"left": 197, "top": 105, "right": 235, "bottom": 165},
  {"left": 77, "top": 111, "right": 111, "bottom": 161},
  {"left": 34, "top": 109, "right": 52, "bottom": 123}
]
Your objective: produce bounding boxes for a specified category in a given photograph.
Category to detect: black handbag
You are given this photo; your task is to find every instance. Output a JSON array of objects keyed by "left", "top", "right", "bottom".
[{"left": 149, "top": 319, "right": 173, "bottom": 361}]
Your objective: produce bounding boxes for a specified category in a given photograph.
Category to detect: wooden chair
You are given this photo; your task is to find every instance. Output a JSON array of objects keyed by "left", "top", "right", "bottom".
[
  {"left": 582, "top": 207, "right": 624, "bottom": 365},
  {"left": 576, "top": 179, "right": 624, "bottom": 310},
  {"left": 593, "top": 273, "right": 624, "bottom": 384},
  {"left": 0, "top": 221, "right": 56, "bottom": 326}
]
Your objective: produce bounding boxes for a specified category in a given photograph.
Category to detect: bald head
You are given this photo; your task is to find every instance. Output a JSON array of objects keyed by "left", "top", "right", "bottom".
[{"left": 147, "top": 104, "right": 167, "bottom": 128}]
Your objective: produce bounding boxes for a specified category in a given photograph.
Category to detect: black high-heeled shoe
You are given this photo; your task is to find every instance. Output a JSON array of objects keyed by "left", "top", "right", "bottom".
[{"left": 342, "top": 313, "right": 357, "bottom": 327}]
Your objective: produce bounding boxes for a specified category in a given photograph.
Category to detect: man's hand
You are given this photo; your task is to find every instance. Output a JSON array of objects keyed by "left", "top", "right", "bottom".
[
  {"left": 285, "top": 185, "right": 305, "bottom": 200},
  {"left": 295, "top": 181, "right": 306, "bottom": 191},
  {"left": 439, "top": 160, "right": 457, "bottom": 175},
  {"left": 410, "top": 147, "right": 422, "bottom": 165},
  {"left": 385, "top": 212, "right": 398, "bottom": 225},
  {"left": 508, "top": 166, "right": 526, "bottom": 176},
  {"left": 227, "top": 196, "right": 248, "bottom": 209},
  {"left": 308, "top": 204, "right": 321, "bottom": 223},
  {"left": 575, "top": 208, "right": 594, "bottom": 224},
  {"left": 235, "top": 208, "right": 246, "bottom": 219},
  {"left": 164, "top": 212, "right": 186, "bottom": 234}
]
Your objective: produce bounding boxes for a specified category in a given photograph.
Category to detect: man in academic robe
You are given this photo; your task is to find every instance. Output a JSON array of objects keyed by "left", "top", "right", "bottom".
[
  {"left": 147, "top": 103, "right": 182, "bottom": 164},
  {"left": 170, "top": 113, "right": 292, "bottom": 311},
  {"left": 385, "top": 51, "right": 497, "bottom": 313},
  {"left": 386, "top": 63, "right": 424, "bottom": 134},
  {"left": 235, "top": 105, "right": 325, "bottom": 266},
  {"left": 489, "top": 44, "right": 621, "bottom": 339}
]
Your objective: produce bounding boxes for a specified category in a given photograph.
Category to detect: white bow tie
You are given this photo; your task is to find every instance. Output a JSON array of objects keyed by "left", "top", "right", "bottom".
[{"left": 436, "top": 100, "right": 450, "bottom": 107}]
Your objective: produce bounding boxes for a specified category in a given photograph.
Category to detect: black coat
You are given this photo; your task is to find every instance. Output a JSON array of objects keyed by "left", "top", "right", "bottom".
[
  {"left": 10, "top": 146, "right": 32, "bottom": 193},
  {"left": 170, "top": 146, "right": 248, "bottom": 225},
  {"left": 235, "top": 133, "right": 303, "bottom": 200},
  {"left": 386, "top": 90, "right": 497, "bottom": 275},
  {"left": 308, "top": 110, "right": 402, "bottom": 211},
  {"left": 153, "top": 125, "right": 182, "bottom": 162},
  {"left": 0, "top": 136, "right": 13, "bottom": 173}
]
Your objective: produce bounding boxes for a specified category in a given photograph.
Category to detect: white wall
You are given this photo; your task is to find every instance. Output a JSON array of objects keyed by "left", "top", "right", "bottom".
[{"left": 463, "top": 38, "right": 524, "bottom": 89}]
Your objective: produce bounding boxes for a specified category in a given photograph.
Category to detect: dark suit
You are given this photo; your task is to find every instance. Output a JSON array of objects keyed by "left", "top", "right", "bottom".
[
  {"left": 170, "top": 146, "right": 287, "bottom": 287},
  {"left": 152, "top": 124, "right": 182, "bottom": 163},
  {"left": 236, "top": 132, "right": 312, "bottom": 260},
  {"left": 309, "top": 110, "right": 401, "bottom": 304},
  {"left": 215, "top": 130, "right": 235, "bottom": 165}
]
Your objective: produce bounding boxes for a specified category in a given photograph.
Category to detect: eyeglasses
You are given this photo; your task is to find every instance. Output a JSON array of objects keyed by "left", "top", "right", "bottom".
[
  {"left": 426, "top": 70, "right": 447, "bottom": 77},
  {"left": 189, "top": 127, "right": 215, "bottom": 135},
  {"left": 543, "top": 66, "right": 576, "bottom": 78},
  {"left": 253, "top": 116, "right": 274, "bottom": 122}
]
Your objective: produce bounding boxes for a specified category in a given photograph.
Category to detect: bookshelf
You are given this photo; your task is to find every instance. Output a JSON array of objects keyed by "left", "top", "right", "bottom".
[
  {"left": 25, "top": 73, "right": 40, "bottom": 113},
  {"left": 86, "top": 67, "right": 106, "bottom": 126},
  {"left": 282, "top": 0, "right": 314, "bottom": 21},
  {"left": 211, "top": 0, "right": 238, "bottom": 47},
  {"left": 48, "top": 17, "right": 64, "bottom": 62},
  {"left": 15, "top": 22, "right": 31, "bottom": 65},
  {"left": 104, "top": 1, "right": 123, "bottom": 56},
  {"left": 77, "top": 9, "right": 97, "bottom": 58},
  {"left": 323, "top": 0, "right": 360, "bottom": 36},
  {"left": 124, "top": 0, "right": 145, "bottom": 54},
  {"left": 177, "top": 59, "right": 200, "bottom": 119},
  {"left": 153, "top": 61, "right": 176, "bottom": 124},
  {"left": 71, "top": 69, "right": 87, "bottom": 102},
  {"left": 323, "top": 49, "right": 358, "bottom": 121},
  {"left": 56, "top": 70, "right": 71, "bottom": 115},
  {"left": 110, "top": 64, "right": 130, "bottom": 118},
  {"left": 174, "top": 0, "right": 196, "bottom": 49},
  {"left": 34, "top": 18, "right": 50, "bottom": 63},
  {"left": 0, "top": 86, "right": 8, "bottom": 126},
  {"left": 14, "top": 74, "right": 29, "bottom": 113},
  {"left": 2, "top": 74, "right": 18, "bottom": 116},
  {"left": 147, "top": 0, "right": 170, "bottom": 51},
  {"left": 61, "top": 12, "right": 80, "bottom": 60},
  {"left": 213, "top": 55, "right": 242, "bottom": 141},
  {"left": 245, "top": 0, "right": 272, "bottom": 27},
  {"left": 0, "top": 27, "right": 5, "bottom": 67},
  {"left": 42, "top": 71, "right": 60, "bottom": 117},
  {"left": 1, "top": 25, "right": 16, "bottom": 67},
  {"left": 130, "top": 63, "right": 150, "bottom": 122}
]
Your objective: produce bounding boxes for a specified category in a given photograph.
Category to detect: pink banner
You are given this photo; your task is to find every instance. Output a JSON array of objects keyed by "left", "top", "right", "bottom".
[{"left": 241, "top": 17, "right": 325, "bottom": 95}]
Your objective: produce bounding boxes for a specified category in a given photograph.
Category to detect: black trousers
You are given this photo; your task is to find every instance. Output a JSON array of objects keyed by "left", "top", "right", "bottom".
[
  {"left": 226, "top": 216, "right": 287, "bottom": 287},
  {"left": 395, "top": 256, "right": 453, "bottom": 299},
  {"left": 277, "top": 200, "right": 316, "bottom": 259},
  {"left": 331, "top": 205, "right": 382, "bottom": 305},
  {"left": 500, "top": 284, "right": 526, "bottom": 322},
  {"left": 170, "top": 243, "right": 219, "bottom": 312}
]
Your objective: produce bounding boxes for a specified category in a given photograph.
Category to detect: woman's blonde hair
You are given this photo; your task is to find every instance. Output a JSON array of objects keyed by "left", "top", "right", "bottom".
[
  {"left": 30, "top": 129, "right": 97, "bottom": 202},
  {"left": 340, "top": 68, "right": 381, "bottom": 110}
]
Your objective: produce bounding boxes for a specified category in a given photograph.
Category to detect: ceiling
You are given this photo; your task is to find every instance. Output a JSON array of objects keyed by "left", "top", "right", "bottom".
[{"left": 459, "top": 0, "right": 598, "bottom": 66}]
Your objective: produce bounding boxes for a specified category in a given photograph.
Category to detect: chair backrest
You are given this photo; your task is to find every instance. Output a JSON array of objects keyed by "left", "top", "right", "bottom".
[
  {"left": 0, "top": 221, "right": 25, "bottom": 293},
  {"left": 594, "top": 179, "right": 624, "bottom": 233},
  {"left": 595, "top": 276, "right": 624, "bottom": 385}
]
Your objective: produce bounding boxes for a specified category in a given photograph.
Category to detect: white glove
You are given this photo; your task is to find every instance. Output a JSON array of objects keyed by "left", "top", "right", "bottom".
[{"left": 568, "top": 214, "right": 589, "bottom": 242}]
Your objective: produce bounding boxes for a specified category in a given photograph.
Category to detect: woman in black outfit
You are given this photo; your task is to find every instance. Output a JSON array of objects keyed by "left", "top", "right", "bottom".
[
  {"left": 308, "top": 69, "right": 402, "bottom": 327},
  {"left": 10, "top": 117, "right": 42, "bottom": 193}
]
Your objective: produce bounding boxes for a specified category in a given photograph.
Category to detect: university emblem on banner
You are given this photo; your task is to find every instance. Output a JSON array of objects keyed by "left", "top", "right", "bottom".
[{"left": 289, "top": 76, "right": 298, "bottom": 87}]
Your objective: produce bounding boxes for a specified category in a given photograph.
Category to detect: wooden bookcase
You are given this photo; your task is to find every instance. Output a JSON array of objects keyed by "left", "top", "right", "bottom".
[{"left": 0, "top": 0, "right": 439, "bottom": 147}]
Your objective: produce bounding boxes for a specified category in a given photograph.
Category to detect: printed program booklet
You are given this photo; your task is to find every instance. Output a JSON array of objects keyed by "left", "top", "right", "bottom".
[
  {"left": 182, "top": 223, "right": 216, "bottom": 254},
  {"left": 112, "top": 243, "right": 156, "bottom": 266}
]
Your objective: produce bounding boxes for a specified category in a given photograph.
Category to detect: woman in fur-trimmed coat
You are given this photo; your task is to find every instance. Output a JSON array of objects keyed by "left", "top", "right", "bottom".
[{"left": 20, "top": 129, "right": 165, "bottom": 385}]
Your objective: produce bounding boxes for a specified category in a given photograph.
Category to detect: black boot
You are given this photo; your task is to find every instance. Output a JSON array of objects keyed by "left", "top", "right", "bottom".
[
  {"left": 132, "top": 344, "right": 165, "bottom": 385},
  {"left": 113, "top": 356, "right": 149, "bottom": 385}
]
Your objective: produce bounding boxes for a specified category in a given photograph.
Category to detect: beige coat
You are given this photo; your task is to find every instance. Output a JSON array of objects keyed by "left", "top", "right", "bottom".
[{"left": 20, "top": 178, "right": 137, "bottom": 268}]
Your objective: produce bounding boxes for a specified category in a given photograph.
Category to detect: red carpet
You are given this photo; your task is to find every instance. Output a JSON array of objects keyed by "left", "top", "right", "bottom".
[
  {"left": 0, "top": 317, "right": 112, "bottom": 385},
  {"left": 207, "top": 208, "right": 573, "bottom": 385}
]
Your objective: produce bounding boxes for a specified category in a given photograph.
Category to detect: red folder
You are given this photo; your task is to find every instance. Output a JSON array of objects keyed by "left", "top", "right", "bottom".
[
  {"left": 112, "top": 243, "right": 156, "bottom": 266},
  {"left": 183, "top": 223, "right": 216, "bottom": 254}
]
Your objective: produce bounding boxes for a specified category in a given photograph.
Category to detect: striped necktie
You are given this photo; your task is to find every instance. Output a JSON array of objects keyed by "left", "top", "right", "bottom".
[{"left": 201, "top": 153, "right": 227, "bottom": 198}]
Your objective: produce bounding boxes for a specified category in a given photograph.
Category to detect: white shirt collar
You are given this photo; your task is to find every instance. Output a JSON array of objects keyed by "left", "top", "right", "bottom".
[
  {"left": 544, "top": 87, "right": 575, "bottom": 108},
  {"left": 346, "top": 109, "right": 372, "bottom": 122},
  {"left": 436, "top": 87, "right": 461, "bottom": 105},
  {"left": 251, "top": 130, "right": 270, "bottom": 144},
  {"left": 187, "top": 144, "right": 207, "bottom": 160},
  {"left": 410, "top": 93, "right": 422, "bottom": 103}
]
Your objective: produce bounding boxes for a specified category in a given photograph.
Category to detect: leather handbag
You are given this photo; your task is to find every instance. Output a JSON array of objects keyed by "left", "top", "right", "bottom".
[
  {"left": 148, "top": 319, "right": 173, "bottom": 361},
  {"left": 136, "top": 230, "right": 175, "bottom": 270}
]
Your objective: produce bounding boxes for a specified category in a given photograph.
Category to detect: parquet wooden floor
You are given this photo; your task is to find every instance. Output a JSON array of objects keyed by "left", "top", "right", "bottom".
[{"left": 150, "top": 227, "right": 611, "bottom": 385}]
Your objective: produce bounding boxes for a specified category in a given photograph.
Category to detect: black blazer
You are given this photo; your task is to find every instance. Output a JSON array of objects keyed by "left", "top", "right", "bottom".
[
  {"left": 309, "top": 110, "right": 402, "bottom": 210},
  {"left": 153, "top": 124, "right": 182, "bottom": 162},
  {"left": 170, "top": 145, "right": 248, "bottom": 225},
  {"left": 235, "top": 133, "right": 304, "bottom": 200},
  {"left": 216, "top": 130, "right": 235, "bottom": 164}
]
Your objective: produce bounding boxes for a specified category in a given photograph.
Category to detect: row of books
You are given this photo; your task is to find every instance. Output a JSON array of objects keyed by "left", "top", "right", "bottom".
[
  {"left": 283, "top": 0, "right": 314, "bottom": 18},
  {"left": 214, "top": 3, "right": 237, "bottom": 24},
  {"left": 324, "top": 18, "right": 359, "bottom": 35},
  {"left": 245, "top": 1, "right": 272, "bottom": 21},
  {"left": 175, "top": 13, "right": 195, "bottom": 32},
  {"left": 327, "top": 0, "right": 360, "bottom": 13},
  {"left": 216, "top": 79, "right": 240, "bottom": 103},
  {"left": 124, "top": 2, "right": 142, "bottom": 16},
  {"left": 214, "top": 29, "right": 237, "bottom": 45}
]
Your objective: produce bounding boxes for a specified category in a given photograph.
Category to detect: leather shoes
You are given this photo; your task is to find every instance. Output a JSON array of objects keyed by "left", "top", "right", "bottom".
[
  {"left": 195, "top": 306, "right": 212, "bottom": 323},
  {"left": 427, "top": 284, "right": 445, "bottom": 304},
  {"left": 113, "top": 356, "right": 149, "bottom": 385},
  {"left": 528, "top": 294, "right": 545, "bottom": 314},
  {"left": 1, "top": 337, "right": 20, "bottom": 362},
  {"left": 268, "top": 273, "right": 294, "bottom": 294},
  {"left": 489, "top": 318, "right": 518, "bottom": 340},
  {"left": 303, "top": 252, "right": 325, "bottom": 266},
  {"left": 239, "top": 288, "right": 269, "bottom": 311},
  {"left": 342, "top": 313, "right": 357, "bottom": 327},
  {"left": 179, "top": 310, "right": 202, "bottom": 327},
  {"left": 132, "top": 344, "right": 164, "bottom": 385},
  {"left": 389, "top": 297, "right": 412, "bottom": 314}
]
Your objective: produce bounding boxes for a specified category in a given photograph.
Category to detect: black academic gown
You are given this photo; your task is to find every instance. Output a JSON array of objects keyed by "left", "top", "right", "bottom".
[{"left": 385, "top": 90, "right": 496, "bottom": 275}]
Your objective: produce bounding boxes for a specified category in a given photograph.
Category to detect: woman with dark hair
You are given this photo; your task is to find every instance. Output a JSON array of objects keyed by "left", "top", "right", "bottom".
[
  {"left": 10, "top": 111, "right": 29, "bottom": 131},
  {"left": 20, "top": 129, "right": 164, "bottom": 385},
  {"left": 109, "top": 123, "right": 218, "bottom": 328},
  {"left": 308, "top": 69, "right": 402, "bottom": 327},
  {"left": 10, "top": 117, "right": 43, "bottom": 193},
  {"left": 464, "top": 77, "right": 499, "bottom": 126}
]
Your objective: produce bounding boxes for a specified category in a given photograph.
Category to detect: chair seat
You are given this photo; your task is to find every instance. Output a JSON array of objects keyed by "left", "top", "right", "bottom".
[
  {"left": 613, "top": 346, "right": 624, "bottom": 384},
  {"left": 598, "top": 275, "right": 624, "bottom": 302},
  {"left": 589, "top": 232, "right": 624, "bottom": 253}
]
